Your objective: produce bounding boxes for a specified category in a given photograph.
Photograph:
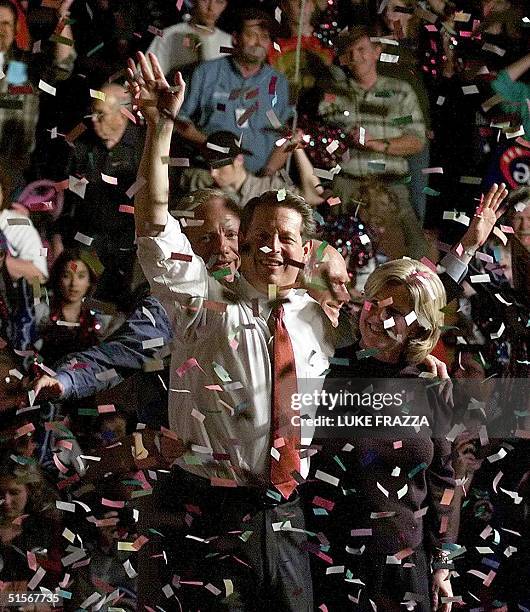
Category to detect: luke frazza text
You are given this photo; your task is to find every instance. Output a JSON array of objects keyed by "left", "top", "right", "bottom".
[
  {"left": 291, "top": 390, "right": 405, "bottom": 411},
  {"left": 292, "top": 414, "right": 430, "bottom": 427}
]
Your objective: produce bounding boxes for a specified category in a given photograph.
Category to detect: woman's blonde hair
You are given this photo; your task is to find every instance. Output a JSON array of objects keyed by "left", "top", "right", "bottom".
[{"left": 364, "top": 258, "right": 446, "bottom": 364}]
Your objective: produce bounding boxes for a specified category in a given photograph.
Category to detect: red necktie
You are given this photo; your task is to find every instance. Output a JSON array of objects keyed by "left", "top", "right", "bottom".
[{"left": 270, "top": 305, "right": 300, "bottom": 499}]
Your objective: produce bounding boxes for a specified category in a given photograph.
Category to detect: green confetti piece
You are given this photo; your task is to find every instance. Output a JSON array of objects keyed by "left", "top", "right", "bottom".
[
  {"left": 423, "top": 187, "right": 440, "bottom": 196},
  {"left": 80, "top": 250, "right": 104, "bottom": 276},
  {"left": 439, "top": 325, "right": 459, "bottom": 332},
  {"left": 374, "top": 90, "right": 394, "bottom": 98},
  {"left": 11, "top": 455, "right": 37, "bottom": 465},
  {"left": 313, "top": 508, "right": 328, "bottom": 515},
  {"left": 266, "top": 489, "right": 282, "bottom": 501},
  {"left": 408, "top": 462, "right": 428, "bottom": 478},
  {"left": 368, "top": 161, "right": 386, "bottom": 172},
  {"left": 239, "top": 530, "right": 253, "bottom": 542},
  {"left": 148, "top": 528, "right": 165, "bottom": 537},
  {"left": 131, "top": 489, "right": 153, "bottom": 498},
  {"left": 213, "top": 362, "right": 232, "bottom": 382},
  {"left": 121, "top": 479, "right": 143, "bottom": 486},
  {"left": 316, "top": 240, "right": 328, "bottom": 262},
  {"left": 86, "top": 41, "right": 105, "bottom": 57},
  {"left": 392, "top": 115, "right": 413, "bottom": 125},
  {"left": 356, "top": 348, "right": 379, "bottom": 359},
  {"left": 329, "top": 357, "right": 351, "bottom": 366},
  {"left": 183, "top": 453, "right": 203, "bottom": 465},
  {"left": 78, "top": 408, "right": 98, "bottom": 416},
  {"left": 58, "top": 590, "right": 72, "bottom": 599},
  {"left": 333, "top": 455, "right": 347, "bottom": 471},
  {"left": 212, "top": 267, "right": 232, "bottom": 280},
  {"left": 49, "top": 34, "right": 74, "bottom": 46},
  {"left": 346, "top": 569, "right": 354, "bottom": 580}
]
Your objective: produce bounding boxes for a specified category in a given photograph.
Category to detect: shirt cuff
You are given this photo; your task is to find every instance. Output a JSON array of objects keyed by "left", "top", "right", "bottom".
[
  {"left": 55, "top": 371, "right": 74, "bottom": 400},
  {"left": 440, "top": 252, "right": 468, "bottom": 284}
]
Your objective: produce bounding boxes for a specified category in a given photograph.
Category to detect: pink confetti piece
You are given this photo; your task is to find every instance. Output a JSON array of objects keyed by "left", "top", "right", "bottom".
[
  {"left": 56, "top": 439, "right": 73, "bottom": 450},
  {"left": 420, "top": 256, "right": 437, "bottom": 272},
  {"left": 327, "top": 196, "right": 341, "bottom": 206},
  {"left": 205, "top": 384, "right": 223, "bottom": 391},
  {"left": 312, "top": 496, "right": 335, "bottom": 511},
  {"left": 394, "top": 547, "right": 414, "bottom": 560},
  {"left": 53, "top": 452, "right": 69, "bottom": 474},
  {"left": 393, "top": 440, "right": 402, "bottom": 449},
  {"left": 440, "top": 488, "right": 455, "bottom": 505},
  {"left": 98, "top": 404, "right": 116, "bottom": 414},
  {"left": 119, "top": 204, "right": 135, "bottom": 214},
  {"left": 363, "top": 300, "right": 373, "bottom": 311},
  {"left": 421, "top": 167, "right": 443, "bottom": 174},
  {"left": 132, "top": 535, "right": 149, "bottom": 550},
  {"left": 14, "top": 422, "right": 35, "bottom": 438},
  {"left": 176, "top": 357, "right": 205, "bottom": 377},
  {"left": 455, "top": 243, "right": 464, "bottom": 257},
  {"left": 499, "top": 225, "right": 514, "bottom": 234},
  {"left": 210, "top": 477, "right": 238, "bottom": 488},
  {"left": 120, "top": 107, "right": 137, "bottom": 123},
  {"left": 229, "top": 338, "right": 239, "bottom": 350},
  {"left": 101, "top": 498, "right": 125, "bottom": 508}
]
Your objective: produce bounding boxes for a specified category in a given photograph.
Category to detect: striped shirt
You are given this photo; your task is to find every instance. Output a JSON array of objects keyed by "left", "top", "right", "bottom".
[{"left": 319, "top": 70, "right": 426, "bottom": 177}]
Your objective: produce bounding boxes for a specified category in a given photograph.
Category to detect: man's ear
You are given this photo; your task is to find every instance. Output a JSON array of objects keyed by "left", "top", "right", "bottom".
[
  {"left": 374, "top": 43, "right": 383, "bottom": 60},
  {"left": 232, "top": 33, "right": 239, "bottom": 48},
  {"left": 234, "top": 154, "right": 245, "bottom": 167},
  {"left": 302, "top": 240, "right": 312, "bottom": 260}
]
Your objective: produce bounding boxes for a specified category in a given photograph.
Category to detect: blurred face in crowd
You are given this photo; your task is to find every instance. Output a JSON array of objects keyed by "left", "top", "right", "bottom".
[
  {"left": 0, "top": 6, "right": 15, "bottom": 53},
  {"left": 184, "top": 197, "right": 241, "bottom": 274},
  {"left": 194, "top": 0, "right": 228, "bottom": 29},
  {"left": 513, "top": 204, "right": 530, "bottom": 251},
  {"left": 306, "top": 246, "right": 350, "bottom": 328},
  {"left": 209, "top": 155, "right": 245, "bottom": 189},
  {"left": 359, "top": 283, "right": 418, "bottom": 359},
  {"left": 233, "top": 20, "right": 271, "bottom": 65},
  {"left": 342, "top": 36, "right": 381, "bottom": 83},
  {"left": 384, "top": 0, "right": 413, "bottom": 36},
  {"left": 91, "top": 85, "right": 128, "bottom": 148},
  {"left": 0, "top": 478, "right": 28, "bottom": 519},
  {"left": 240, "top": 204, "right": 310, "bottom": 295},
  {"left": 59, "top": 259, "right": 92, "bottom": 305},
  {"left": 481, "top": 0, "right": 510, "bottom": 17}
]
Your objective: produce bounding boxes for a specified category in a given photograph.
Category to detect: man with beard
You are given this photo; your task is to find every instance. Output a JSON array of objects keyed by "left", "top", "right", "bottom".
[{"left": 175, "top": 7, "right": 291, "bottom": 175}]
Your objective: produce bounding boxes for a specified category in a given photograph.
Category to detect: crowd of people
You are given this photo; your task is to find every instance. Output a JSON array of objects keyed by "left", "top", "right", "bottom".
[{"left": 0, "top": 0, "right": 529, "bottom": 610}]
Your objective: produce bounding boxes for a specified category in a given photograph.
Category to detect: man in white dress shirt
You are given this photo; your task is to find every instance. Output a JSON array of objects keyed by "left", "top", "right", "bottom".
[
  {"left": 128, "top": 51, "right": 336, "bottom": 610},
  {"left": 146, "top": 0, "right": 232, "bottom": 79}
]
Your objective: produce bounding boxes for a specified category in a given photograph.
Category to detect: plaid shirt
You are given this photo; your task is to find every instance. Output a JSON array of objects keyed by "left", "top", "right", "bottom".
[
  {"left": 0, "top": 46, "right": 75, "bottom": 171},
  {"left": 319, "top": 69, "right": 426, "bottom": 177}
]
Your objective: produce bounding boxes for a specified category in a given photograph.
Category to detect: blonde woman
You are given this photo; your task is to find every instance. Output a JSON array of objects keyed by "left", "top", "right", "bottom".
[{"left": 314, "top": 259, "right": 457, "bottom": 611}]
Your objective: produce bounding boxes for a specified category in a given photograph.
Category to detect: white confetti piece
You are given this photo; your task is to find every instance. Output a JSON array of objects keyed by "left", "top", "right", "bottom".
[
  {"left": 383, "top": 317, "right": 395, "bottom": 329},
  {"left": 470, "top": 274, "right": 490, "bottom": 283},
  {"left": 101, "top": 173, "right": 118, "bottom": 184},
  {"left": 376, "top": 482, "right": 389, "bottom": 497},
  {"left": 126, "top": 176, "right": 146, "bottom": 198},
  {"left": 405, "top": 311, "right": 417, "bottom": 326},
  {"left": 191, "top": 408, "right": 205, "bottom": 423},
  {"left": 315, "top": 470, "right": 339, "bottom": 486},
  {"left": 56, "top": 501, "right": 76, "bottom": 512},
  {"left": 96, "top": 369, "right": 118, "bottom": 382},
  {"left": 462, "top": 85, "right": 479, "bottom": 95},
  {"left": 142, "top": 337, "right": 165, "bottom": 350},
  {"left": 74, "top": 232, "right": 93, "bottom": 246},
  {"left": 38, "top": 79, "right": 56, "bottom": 95},
  {"left": 490, "top": 322, "right": 505, "bottom": 339},
  {"left": 397, "top": 484, "right": 408, "bottom": 499},
  {"left": 380, "top": 53, "right": 399, "bottom": 63}
]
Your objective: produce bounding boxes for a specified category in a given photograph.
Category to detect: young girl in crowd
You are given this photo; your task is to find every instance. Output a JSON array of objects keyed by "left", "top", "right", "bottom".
[{"left": 36, "top": 247, "right": 106, "bottom": 366}]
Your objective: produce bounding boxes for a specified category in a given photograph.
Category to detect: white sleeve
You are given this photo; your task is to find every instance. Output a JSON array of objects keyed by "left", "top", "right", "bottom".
[
  {"left": 0, "top": 212, "right": 48, "bottom": 278},
  {"left": 136, "top": 214, "right": 210, "bottom": 336}
]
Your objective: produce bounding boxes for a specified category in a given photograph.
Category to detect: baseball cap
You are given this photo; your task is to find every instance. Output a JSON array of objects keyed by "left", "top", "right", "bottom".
[{"left": 203, "top": 131, "right": 253, "bottom": 169}]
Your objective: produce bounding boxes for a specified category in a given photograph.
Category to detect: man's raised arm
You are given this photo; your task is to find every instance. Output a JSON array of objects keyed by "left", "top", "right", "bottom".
[{"left": 127, "top": 52, "right": 186, "bottom": 236}]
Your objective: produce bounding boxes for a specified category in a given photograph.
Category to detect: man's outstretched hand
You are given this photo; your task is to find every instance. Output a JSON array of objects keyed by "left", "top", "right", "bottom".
[
  {"left": 461, "top": 182, "right": 509, "bottom": 251},
  {"left": 32, "top": 374, "right": 65, "bottom": 401},
  {"left": 126, "top": 51, "right": 186, "bottom": 128}
]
